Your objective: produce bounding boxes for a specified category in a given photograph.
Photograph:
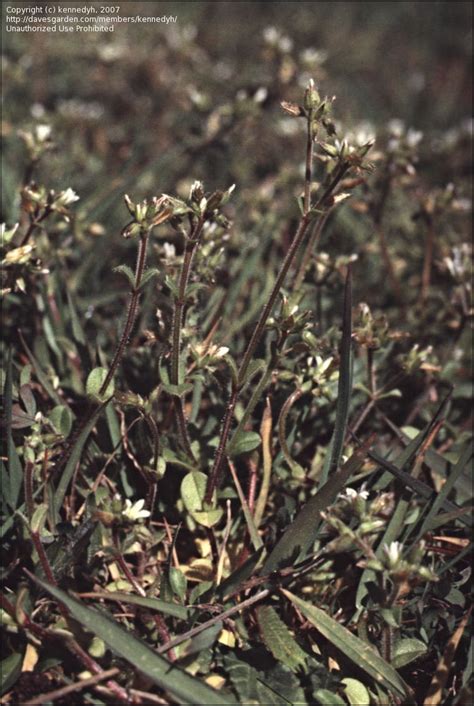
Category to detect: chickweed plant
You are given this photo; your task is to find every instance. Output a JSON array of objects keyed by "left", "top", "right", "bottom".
[{"left": 1, "top": 47, "right": 472, "bottom": 706}]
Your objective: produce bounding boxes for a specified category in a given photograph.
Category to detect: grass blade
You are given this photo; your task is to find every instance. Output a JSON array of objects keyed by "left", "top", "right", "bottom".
[
  {"left": 356, "top": 404, "right": 455, "bottom": 609},
  {"left": 262, "top": 437, "right": 372, "bottom": 574},
  {"left": 18, "top": 332, "right": 63, "bottom": 405},
  {"left": 282, "top": 589, "right": 415, "bottom": 702},
  {"left": 53, "top": 405, "right": 105, "bottom": 521},
  {"left": 5, "top": 350, "right": 23, "bottom": 510},
  {"left": 321, "top": 266, "right": 353, "bottom": 484},
  {"left": 31, "top": 576, "right": 236, "bottom": 705},
  {"left": 78, "top": 591, "right": 189, "bottom": 619},
  {"left": 423, "top": 607, "right": 472, "bottom": 705},
  {"left": 228, "top": 458, "right": 264, "bottom": 551},
  {"left": 417, "top": 441, "right": 473, "bottom": 537}
]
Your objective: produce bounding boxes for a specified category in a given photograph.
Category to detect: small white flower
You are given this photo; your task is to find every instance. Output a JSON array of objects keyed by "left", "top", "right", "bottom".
[
  {"left": 253, "top": 87, "right": 268, "bottom": 104},
  {"left": 406, "top": 128, "right": 423, "bottom": 148},
  {"left": 215, "top": 346, "right": 229, "bottom": 358},
  {"left": 55, "top": 188, "right": 80, "bottom": 207},
  {"left": 339, "top": 487, "right": 369, "bottom": 502},
  {"left": 35, "top": 124, "right": 51, "bottom": 142},
  {"left": 163, "top": 242, "right": 176, "bottom": 260},
  {"left": 387, "top": 119, "right": 405, "bottom": 138},
  {"left": 189, "top": 180, "right": 204, "bottom": 199},
  {"left": 384, "top": 541, "right": 403, "bottom": 567},
  {"left": 122, "top": 498, "right": 151, "bottom": 522},
  {"left": 278, "top": 36, "right": 293, "bottom": 53},
  {"left": 300, "top": 48, "right": 328, "bottom": 65},
  {"left": 31, "top": 103, "right": 46, "bottom": 119},
  {"left": 263, "top": 26, "right": 279, "bottom": 45}
]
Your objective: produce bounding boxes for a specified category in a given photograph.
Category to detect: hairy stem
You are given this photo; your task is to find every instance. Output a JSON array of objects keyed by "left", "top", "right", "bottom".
[
  {"left": 293, "top": 209, "right": 332, "bottom": 290},
  {"left": 157, "top": 588, "right": 270, "bottom": 654},
  {"left": 170, "top": 217, "right": 205, "bottom": 460},
  {"left": 205, "top": 213, "right": 311, "bottom": 503},
  {"left": 99, "top": 229, "right": 149, "bottom": 397},
  {"left": 303, "top": 113, "right": 314, "bottom": 215},
  {"left": 205, "top": 130, "right": 349, "bottom": 502}
]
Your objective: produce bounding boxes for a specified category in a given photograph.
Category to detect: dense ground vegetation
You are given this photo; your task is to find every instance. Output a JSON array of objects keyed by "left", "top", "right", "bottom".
[{"left": 1, "top": 3, "right": 472, "bottom": 705}]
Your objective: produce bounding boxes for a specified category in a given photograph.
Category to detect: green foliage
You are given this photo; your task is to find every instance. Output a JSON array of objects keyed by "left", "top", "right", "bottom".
[{"left": 1, "top": 5, "right": 472, "bottom": 705}]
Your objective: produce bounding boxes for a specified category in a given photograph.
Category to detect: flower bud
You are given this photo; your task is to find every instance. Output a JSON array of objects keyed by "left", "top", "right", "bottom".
[{"left": 303, "top": 79, "right": 320, "bottom": 112}]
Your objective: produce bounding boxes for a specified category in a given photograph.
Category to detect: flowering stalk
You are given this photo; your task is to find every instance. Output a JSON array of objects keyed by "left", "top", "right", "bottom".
[
  {"left": 170, "top": 215, "right": 205, "bottom": 461},
  {"left": 98, "top": 228, "right": 149, "bottom": 398},
  {"left": 204, "top": 81, "right": 322, "bottom": 503},
  {"left": 205, "top": 213, "right": 312, "bottom": 503}
]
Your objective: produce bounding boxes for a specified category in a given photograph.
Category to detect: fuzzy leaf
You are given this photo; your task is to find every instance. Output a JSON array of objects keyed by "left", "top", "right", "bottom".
[
  {"left": 161, "top": 380, "right": 193, "bottom": 397},
  {"left": 86, "top": 367, "right": 114, "bottom": 401},
  {"left": 138, "top": 267, "right": 160, "bottom": 290},
  {"left": 181, "top": 471, "right": 223, "bottom": 527},
  {"left": 341, "top": 678, "right": 371, "bottom": 706},
  {"left": 238, "top": 358, "right": 266, "bottom": 388},
  {"left": 49, "top": 405, "right": 74, "bottom": 437},
  {"left": 113, "top": 264, "right": 136, "bottom": 288},
  {"left": 169, "top": 567, "right": 187, "bottom": 602},
  {"left": 391, "top": 638, "right": 428, "bottom": 668},
  {"left": 256, "top": 605, "right": 307, "bottom": 671},
  {"left": 229, "top": 430, "right": 261, "bottom": 457}
]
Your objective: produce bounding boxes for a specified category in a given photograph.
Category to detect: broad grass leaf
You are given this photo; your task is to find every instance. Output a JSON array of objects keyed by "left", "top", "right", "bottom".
[
  {"left": 282, "top": 589, "right": 415, "bottom": 702},
  {"left": 53, "top": 405, "right": 105, "bottom": 520},
  {"left": 0, "top": 651, "right": 23, "bottom": 696},
  {"left": 84, "top": 591, "right": 188, "bottom": 619},
  {"left": 262, "top": 440, "right": 370, "bottom": 573},
  {"left": 320, "top": 266, "right": 353, "bottom": 484},
  {"left": 32, "top": 577, "right": 236, "bottom": 705}
]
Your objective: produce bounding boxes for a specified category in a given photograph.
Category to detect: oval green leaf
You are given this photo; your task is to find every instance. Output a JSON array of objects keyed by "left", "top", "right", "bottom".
[
  {"left": 181, "top": 471, "right": 223, "bottom": 527},
  {"left": 229, "top": 430, "right": 261, "bottom": 457},
  {"left": 86, "top": 367, "right": 114, "bottom": 401},
  {"left": 391, "top": 638, "right": 428, "bottom": 669}
]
